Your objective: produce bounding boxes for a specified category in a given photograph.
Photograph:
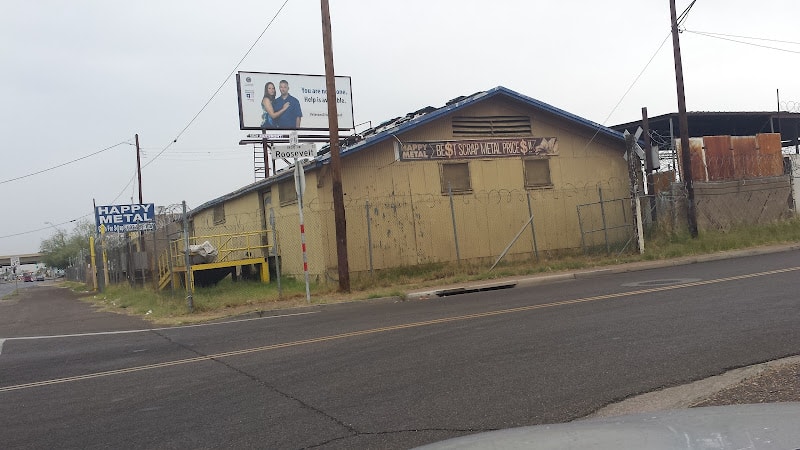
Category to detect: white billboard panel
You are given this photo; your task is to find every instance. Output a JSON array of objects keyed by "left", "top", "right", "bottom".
[{"left": 237, "top": 71, "right": 354, "bottom": 131}]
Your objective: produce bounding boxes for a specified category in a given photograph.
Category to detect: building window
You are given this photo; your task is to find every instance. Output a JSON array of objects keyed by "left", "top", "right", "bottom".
[
  {"left": 524, "top": 158, "right": 552, "bottom": 188},
  {"left": 452, "top": 116, "right": 531, "bottom": 137},
  {"left": 440, "top": 162, "right": 472, "bottom": 194},
  {"left": 213, "top": 204, "right": 225, "bottom": 225},
  {"left": 279, "top": 180, "right": 298, "bottom": 205}
]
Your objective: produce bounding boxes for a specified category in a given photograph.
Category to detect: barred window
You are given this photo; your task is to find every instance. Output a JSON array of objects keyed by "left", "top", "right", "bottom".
[
  {"left": 213, "top": 204, "right": 225, "bottom": 225},
  {"left": 524, "top": 158, "right": 552, "bottom": 188},
  {"left": 279, "top": 180, "right": 298, "bottom": 205},
  {"left": 452, "top": 116, "right": 531, "bottom": 137},
  {"left": 440, "top": 162, "right": 471, "bottom": 194}
]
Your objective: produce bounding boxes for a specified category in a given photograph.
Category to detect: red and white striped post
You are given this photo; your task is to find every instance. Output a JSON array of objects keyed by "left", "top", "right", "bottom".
[{"left": 294, "top": 155, "right": 311, "bottom": 303}]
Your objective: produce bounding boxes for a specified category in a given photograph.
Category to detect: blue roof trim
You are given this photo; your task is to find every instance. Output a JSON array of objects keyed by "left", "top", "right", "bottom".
[
  {"left": 316, "top": 86, "right": 625, "bottom": 164},
  {"left": 191, "top": 86, "right": 625, "bottom": 216}
]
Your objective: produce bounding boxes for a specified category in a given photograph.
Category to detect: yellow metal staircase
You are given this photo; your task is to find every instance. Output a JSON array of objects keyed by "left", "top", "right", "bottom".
[{"left": 157, "top": 230, "right": 273, "bottom": 290}]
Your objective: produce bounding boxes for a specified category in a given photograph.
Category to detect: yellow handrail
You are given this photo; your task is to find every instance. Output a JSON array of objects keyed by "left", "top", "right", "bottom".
[{"left": 157, "top": 229, "right": 273, "bottom": 289}]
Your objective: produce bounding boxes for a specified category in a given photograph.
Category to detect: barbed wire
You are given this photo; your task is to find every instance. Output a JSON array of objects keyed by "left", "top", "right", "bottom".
[{"left": 780, "top": 101, "right": 800, "bottom": 113}]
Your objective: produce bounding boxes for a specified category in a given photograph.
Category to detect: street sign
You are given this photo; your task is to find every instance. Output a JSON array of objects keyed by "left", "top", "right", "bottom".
[
  {"left": 270, "top": 143, "right": 316, "bottom": 160},
  {"left": 622, "top": 128, "right": 645, "bottom": 160},
  {"left": 10, "top": 256, "right": 20, "bottom": 267},
  {"left": 246, "top": 133, "right": 284, "bottom": 139}
]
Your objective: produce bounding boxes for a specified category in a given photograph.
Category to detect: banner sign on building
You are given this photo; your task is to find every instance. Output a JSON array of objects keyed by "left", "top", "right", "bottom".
[
  {"left": 95, "top": 204, "right": 155, "bottom": 233},
  {"left": 398, "top": 137, "right": 559, "bottom": 161},
  {"left": 236, "top": 71, "right": 355, "bottom": 131}
]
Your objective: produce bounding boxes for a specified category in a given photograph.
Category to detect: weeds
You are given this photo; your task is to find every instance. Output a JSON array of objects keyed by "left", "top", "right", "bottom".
[{"left": 69, "top": 220, "right": 800, "bottom": 324}]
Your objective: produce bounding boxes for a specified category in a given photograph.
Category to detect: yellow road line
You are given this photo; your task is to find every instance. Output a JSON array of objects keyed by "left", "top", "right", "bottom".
[{"left": 2, "top": 266, "right": 797, "bottom": 393}]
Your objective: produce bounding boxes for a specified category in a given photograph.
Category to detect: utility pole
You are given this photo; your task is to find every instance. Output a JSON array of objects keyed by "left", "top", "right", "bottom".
[
  {"left": 135, "top": 134, "right": 143, "bottom": 204},
  {"left": 669, "top": 0, "right": 698, "bottom": 237},
  {"left": 321, "top": 0, "right": 350, "bottom": 292},
  {"left": 135, "top": 134, "right": 146, "bottom": 256}
]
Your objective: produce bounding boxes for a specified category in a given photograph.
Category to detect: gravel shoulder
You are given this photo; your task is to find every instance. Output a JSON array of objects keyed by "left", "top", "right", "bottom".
[{"left": 587, "top": 355, "right": 800, "bottom": 419}]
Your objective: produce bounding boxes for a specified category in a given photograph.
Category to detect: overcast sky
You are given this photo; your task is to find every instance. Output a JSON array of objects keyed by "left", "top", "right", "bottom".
[{"left": 2, "top": 0, "right": 799, "bottom": 256}]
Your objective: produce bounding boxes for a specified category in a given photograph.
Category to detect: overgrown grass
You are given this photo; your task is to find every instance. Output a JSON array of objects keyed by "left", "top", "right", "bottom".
[{"left": 72, "top": 219, "right": 800, "bottom": 324}]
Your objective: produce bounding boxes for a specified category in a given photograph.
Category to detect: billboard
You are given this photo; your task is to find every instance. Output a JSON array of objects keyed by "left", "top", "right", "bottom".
[
  {"left": 95, "top": 204, "right": 155, "bottom": 233},
  {"left": 236, "top": 71, "right": 354, "bottom": 131}
]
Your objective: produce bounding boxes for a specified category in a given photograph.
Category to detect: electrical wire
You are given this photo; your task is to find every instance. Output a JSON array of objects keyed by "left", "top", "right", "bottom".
[
  {"left": 0, "top": 141, "right": 130, "bottom": 185},
  {"left": 684, "top": 30, "right": 800, "bottom": 46},
  {"left": 0, "top": 216, "right": 89, "bottom": 240},
  {"left": 677, "top": 0, "right": 697, "bottom": 25},
  {"left": 141, "top": 0, "right": 291, "bottom": 170},
  {"left": 578, "top": 0, "right": 699, "bottom": 150},
  {"left": 684, "top": 29, "right": 800, "bottom": 55},
  {"left": 103, "top": 1, "right": 291, "bottom": 206}
]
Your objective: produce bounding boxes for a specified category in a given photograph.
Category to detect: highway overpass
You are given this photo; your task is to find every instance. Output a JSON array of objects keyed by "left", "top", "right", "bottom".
[{"left": 0, "top": 253, "right": 44, "bottom": 267}]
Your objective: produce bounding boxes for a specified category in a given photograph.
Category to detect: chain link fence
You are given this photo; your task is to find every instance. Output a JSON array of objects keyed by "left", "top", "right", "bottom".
[
  {"left": 71, "top": 164, "right": 796, "bottom": 289},
  {"left": 267, "top": 179, "right": 635, "bottom": 281}
]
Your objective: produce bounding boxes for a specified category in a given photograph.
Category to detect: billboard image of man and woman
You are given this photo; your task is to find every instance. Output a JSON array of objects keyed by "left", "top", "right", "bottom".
[{"left": 236, "top": 71, "right": 354, "bottom": 131}]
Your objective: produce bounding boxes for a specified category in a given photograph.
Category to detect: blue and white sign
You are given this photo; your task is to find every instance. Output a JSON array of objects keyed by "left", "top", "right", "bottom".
[{"left": 95, "top": 203, "right": 155, "bottom": 233}]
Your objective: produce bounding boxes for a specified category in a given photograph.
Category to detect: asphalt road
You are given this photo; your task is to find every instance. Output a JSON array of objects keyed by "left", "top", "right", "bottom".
[{"left": 1, "top": 250, "right": 799, "bottom": 449}]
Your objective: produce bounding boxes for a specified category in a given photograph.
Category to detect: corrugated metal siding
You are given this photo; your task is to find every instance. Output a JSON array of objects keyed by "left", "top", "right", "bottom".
[
  {"left": 756, "top": 133, "right": 783, "bottom": 177},
  {"left": 732, "top": 136, "right": 758, "bottom": 180},
  {"left": 689, "top": 137, "right": 706, "bottom": 182},
  {"left": 677, "top": 133, "right": 784, "bottom": 182},
  {"left": 703, "top": 135, "right": 734, "bottom": 181}
]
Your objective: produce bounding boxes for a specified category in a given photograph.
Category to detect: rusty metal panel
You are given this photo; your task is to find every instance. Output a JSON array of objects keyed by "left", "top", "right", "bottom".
[
  {"left": 756, "top": 133, "right": 784, "bottom": 177},
  {"left": 675, "top": 137, "right": 706, "bottom": 182},
  {"left": 653, "top": 171, "right": 676, "bottom": 194},
  {"left": 731, "top": 136, "right": 757, "bottom": 179},
  {"left": 690, "top": 137, "right": 706, "bottom": 181},
  {"left": 703, "top": 135, "right": 734, "bottom": 181}
]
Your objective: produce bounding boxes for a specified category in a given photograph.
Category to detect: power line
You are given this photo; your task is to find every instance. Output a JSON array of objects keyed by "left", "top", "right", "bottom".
[
  {"left": 0, "top": 141, "right": 130, "bottom": 185},
  {"left": 0, "top": 216, "right": 89, "bottom": 240},
  {"left": 2, "top": 3, "right": 292, "bottom": 243},
  {"left": 142, "top": 0, "right": 291, "bottom": 170},
  {"left": 582, "top": 0, "right": 699, "bottom": 141},
  {"left": 684, "top": 29, "right": 800, "bottom": 55},
  {"left": 103, "top": 2, "right": 291, "bottom": 207},
  {"left": 677, "top": 0, "right": 697, "bottom": 24},
  {"left": 684, "top": 29, "right": 800, "bottom": 46}
]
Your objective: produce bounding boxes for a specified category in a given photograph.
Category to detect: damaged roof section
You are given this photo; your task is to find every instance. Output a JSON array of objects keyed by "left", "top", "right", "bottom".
[
  {"left": 316, "top": 86, "right": 623, "bottom": 158},
  {"left": 194, "top": 86, "right": 624, "bottom": 216}
]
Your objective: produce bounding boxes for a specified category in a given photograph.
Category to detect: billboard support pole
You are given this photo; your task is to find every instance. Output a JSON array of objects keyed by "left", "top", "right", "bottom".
[
  {"left": 321, "top": 0, "right": 350, "bottom": 292},
  {"left": 261, "top": 131, "right": 270, "bottom": 178}
]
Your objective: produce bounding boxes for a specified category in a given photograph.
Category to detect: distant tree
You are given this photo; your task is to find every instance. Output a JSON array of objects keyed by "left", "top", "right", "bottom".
[{"left": 39, "top": 220, "right": 94, "bottom": 269}]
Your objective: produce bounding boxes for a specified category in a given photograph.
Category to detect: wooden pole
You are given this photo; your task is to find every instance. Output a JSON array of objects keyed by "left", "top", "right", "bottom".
[
  {"left": 321, "top": 0, "right": 350, "bottom": 292},
  {"left": 669, "top": 0, "right": 698, "bottom": 237}
]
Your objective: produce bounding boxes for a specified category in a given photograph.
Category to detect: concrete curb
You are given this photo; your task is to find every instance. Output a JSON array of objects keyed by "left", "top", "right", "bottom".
[
  {"left": 584, "top": 355, "right": 800, "bottom": 419},
  {"left": 403, "top": 243, "right": 800, "bottom": 301}
]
